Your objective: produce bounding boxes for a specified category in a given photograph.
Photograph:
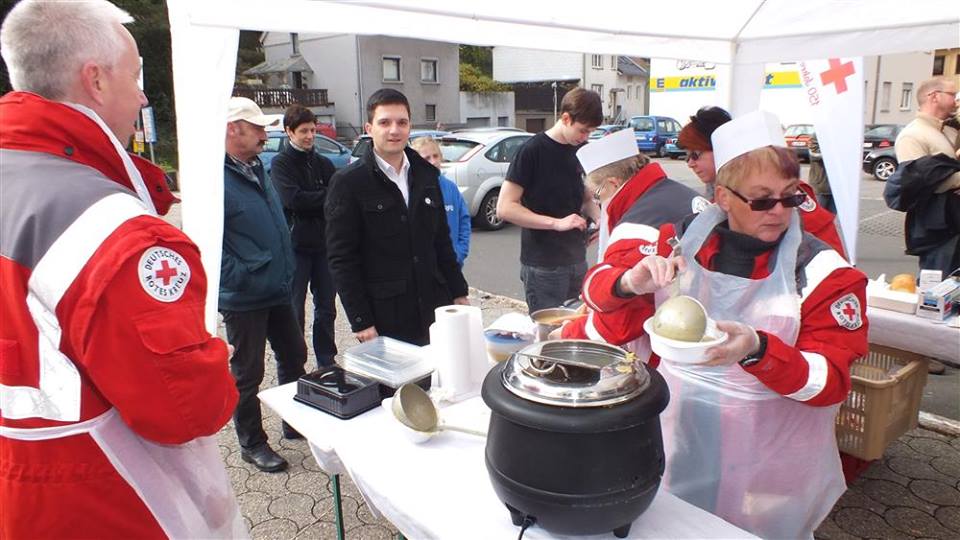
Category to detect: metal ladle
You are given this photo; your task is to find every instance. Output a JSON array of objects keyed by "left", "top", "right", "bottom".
[{"left": 391, "top": 383, "right": 487, "bottom": 437}]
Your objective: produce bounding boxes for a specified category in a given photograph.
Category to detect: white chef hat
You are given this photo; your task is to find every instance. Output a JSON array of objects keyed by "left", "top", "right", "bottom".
[
  {"left": 711, "top": 110, "right": 785, "bottom": 172},
  {"left": 576, "top": 128, "right": 638, "bottom": 175}
]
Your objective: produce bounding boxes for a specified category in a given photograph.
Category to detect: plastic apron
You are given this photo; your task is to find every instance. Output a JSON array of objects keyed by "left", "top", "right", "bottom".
[
  {"left": 656, "top": 205, "right": 844, "bottom": 540},
  {"left": 1, "top": 408, "right": 247, "bottom": 539},
  {"left": 596, "top": 205, "right": 611, "bottom": 262}
]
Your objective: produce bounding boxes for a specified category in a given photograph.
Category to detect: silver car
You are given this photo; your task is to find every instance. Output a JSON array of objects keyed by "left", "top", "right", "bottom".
[{"left": 438, "top": 130, "right": 532, "bottom": 230}]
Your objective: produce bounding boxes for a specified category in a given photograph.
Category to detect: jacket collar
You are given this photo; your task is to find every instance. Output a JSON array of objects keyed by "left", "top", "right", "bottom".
[{"left": 0, "top": 91, "right": 177, "bottom": 215}]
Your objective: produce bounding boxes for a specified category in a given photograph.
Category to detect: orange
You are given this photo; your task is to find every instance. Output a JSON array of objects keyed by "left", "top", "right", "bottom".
[{"left": 889, "top": 273, "right": 916, "bottom": 293}]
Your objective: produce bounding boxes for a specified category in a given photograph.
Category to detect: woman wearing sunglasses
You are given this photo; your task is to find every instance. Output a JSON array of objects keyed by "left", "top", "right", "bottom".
[
  {"left": 604, "top": 111, "right": 868, "bottom": 539},
  {"left": 678, "top": 106, "right": 847, "bottom": 258}
]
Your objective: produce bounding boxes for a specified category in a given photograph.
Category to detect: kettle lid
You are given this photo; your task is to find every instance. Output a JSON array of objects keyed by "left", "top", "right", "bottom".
[{"left": 501, "top": 340, "right": 649, "bottom": 408}]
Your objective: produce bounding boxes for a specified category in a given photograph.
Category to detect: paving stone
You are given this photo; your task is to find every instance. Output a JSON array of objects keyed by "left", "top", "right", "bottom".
[
  {"left": 834, "top": 486, "right": 887, "bottom": 514},
  {"left": 314, "top": 494, "right": 363, "bottom": 532},
  {"left": 909, "top": 438, "right": 960, "bottom": 460},
  {"left": 345, "top": 524, "right": 396, "bottom": 540},
  {"left": 931, "top": 455, "right": 960, "bottom": 478},
  {"left": 935, "top": 506, "right": 960, "bottom": 533},
  {"left": 887, "top": 439, "right": 929, "bottom": 461},
  {"left": 236, "top": 491, "right": 273, "bottom": 527},
  {"left": 249, "top": 517, "right": 299, "bottom": 539},
  {"left": 833, "top": 507, "right": 905, "bottom": 538},
  {"left": 357, "top": 496, "right": 388, "bottom": 526},
  {"left": 950, "top": 436, "right": 960, "bottom": 451},
  {"left": 218, "top": 444, "right": 230, "bottom": 460},
  {"left": 268, "top": 493, "right": 317, "bottom": 529},
  {"left": 886, "top": 506, "right": 955, "bottom": 538},
  {"left": 242, "top": 516, "right": 253, "bottom": 534},
  {"left": 286, "top": 471, "right": 332, "bottom": 499},
  {"left": 301, "top": 452, "right": 325, "bottom": 473},
  {"left": 907, "top": 427, "right": 953, "bottom": 442},
  {"left": 814, "top": 515, "right": 861, "bottom": 540},
  {"left": 224, "top": 449, "right": 250, "bottom": 469},
  {"left": 888, "top": 456, "right": 954, "bottom": 483},
  {"left": 297, "top": 520, "right": 340, "bottom": 538},
  {"left": 227, "top": 464, "right": 250, "bottom": 492},
  {"left": 909, "top": 479, "right": 960, "bottom": 506},
  {"left": 245, "top": 468, "right": 292, "bottom": 497},
  {"left": 860, "top": 479, "right": 936, "bottom": 514},
  {"left": 859, "top": 461, "right": 911, "bottom": 487}
]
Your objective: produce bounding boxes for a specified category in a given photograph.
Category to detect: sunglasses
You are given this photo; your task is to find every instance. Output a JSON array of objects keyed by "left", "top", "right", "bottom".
[
  {"left": 725, "top": 185, "right": 807, "bottom": 211},
  {"left": 686, "top": 151, "right": 703, "bottom": 161}
]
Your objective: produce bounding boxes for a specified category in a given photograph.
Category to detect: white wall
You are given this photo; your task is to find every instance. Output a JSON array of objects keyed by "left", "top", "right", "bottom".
[
  {"left": 863, "top": 52, "right": 935, "bottom": 125},
  {"left": 459, "top": 91, "right": 515, "bottom": 127},
  {"left": 582, "top": 54, "right": 621, "bottom": 122},
  {"left": 493, "top": 47, "right": 582, "bottom": 82}
]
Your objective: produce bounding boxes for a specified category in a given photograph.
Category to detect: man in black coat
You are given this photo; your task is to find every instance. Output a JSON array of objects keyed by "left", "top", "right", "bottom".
[
  {"left": 271, "top": 104, "right": 338, "bottom": 368},
  {"left": 325, "top": 89, "right": 469, "bottom": 345}
]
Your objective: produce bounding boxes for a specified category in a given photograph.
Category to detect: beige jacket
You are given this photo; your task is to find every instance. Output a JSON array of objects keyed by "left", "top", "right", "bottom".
[{"left": 895, "top": 112, "right": 960, "bottom": 192}]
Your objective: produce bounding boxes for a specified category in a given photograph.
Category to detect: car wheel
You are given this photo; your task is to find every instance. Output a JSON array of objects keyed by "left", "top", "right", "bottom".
[
  {"left": 475, "top": 189, "right": 505, "bottom": 230},
  {"left": 873, "top": 157, "right": 897, "bottom": 181},
  {"left": 656, "top": 144, "right": 667, "bottom": 158}
]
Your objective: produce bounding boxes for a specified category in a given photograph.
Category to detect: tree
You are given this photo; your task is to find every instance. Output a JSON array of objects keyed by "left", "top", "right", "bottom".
[{"left": 460, "top": 64, "right": 509, "bottom": 93}]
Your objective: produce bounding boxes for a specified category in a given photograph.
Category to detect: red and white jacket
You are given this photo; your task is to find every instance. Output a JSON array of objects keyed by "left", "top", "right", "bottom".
[
  {"left": 0, "top": 92, "right": 241, "bottom": 538},
  {"left": 585, "top": 216, "right": 868, "bottom": 406}
]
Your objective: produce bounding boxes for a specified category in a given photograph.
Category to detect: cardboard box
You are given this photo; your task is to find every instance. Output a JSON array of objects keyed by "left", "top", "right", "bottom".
[
  {"left": 866, "top": 278, "right": 918, "bottom": 314},
  {"left": 916, "top": 278, "right": 960, "bottom": 321}
]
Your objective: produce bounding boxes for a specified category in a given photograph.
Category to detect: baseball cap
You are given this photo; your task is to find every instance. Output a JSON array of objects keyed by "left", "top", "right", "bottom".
[{"left": 226, "top": 97, "right": 279, "bottom": 127}]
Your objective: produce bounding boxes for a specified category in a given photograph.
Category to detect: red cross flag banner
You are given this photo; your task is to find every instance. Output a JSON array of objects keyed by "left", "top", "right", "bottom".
[{"left": 799, "top": 57, "right": 864, "bottom": 263}]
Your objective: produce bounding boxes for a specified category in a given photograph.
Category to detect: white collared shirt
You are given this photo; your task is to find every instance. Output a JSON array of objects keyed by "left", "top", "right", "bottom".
[{"left": 374, "top": 151, "right": 411, "bottom": 206}]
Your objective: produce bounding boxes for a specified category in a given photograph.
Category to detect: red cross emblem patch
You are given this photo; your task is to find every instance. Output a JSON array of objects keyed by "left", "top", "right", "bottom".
[
  {"left": 830, "top": 293, "right": 862, "bottom": 330},
  {"left": 138, "top": 247, "right": 191, "bottom": 302}
]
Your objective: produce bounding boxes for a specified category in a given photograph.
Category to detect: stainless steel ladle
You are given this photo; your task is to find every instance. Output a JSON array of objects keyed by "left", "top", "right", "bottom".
[{"left": 391, "top": 383, "right": 487, "bottom": 437}]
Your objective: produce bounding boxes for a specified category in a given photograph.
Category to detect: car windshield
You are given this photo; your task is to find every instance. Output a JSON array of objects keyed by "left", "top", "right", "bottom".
[
  {"left": 263, "top": 136, "right": 283, "bottom": 153},
  {"left": 864, "top": 125, "right": 898, "bottom": 139},
  {"left": 589, "top": 128, "right": 607, "bottom": 138},
  {"left": 785, "top": 125, "right": 814, "bottom": 136},
  {"left": 629, "top": 118, "right": 654, "bottom": 131},
  {"left": 438, "top": 140, "right": 481, "bottom": 162}
]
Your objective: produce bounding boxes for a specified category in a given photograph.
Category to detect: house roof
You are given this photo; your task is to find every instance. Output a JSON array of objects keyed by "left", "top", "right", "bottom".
[
  {"left": 618, "top": 56, "right": 648, "bottom": 77},
  {"left": 244, "top": 55, "right": 312, "bottom": 75}
]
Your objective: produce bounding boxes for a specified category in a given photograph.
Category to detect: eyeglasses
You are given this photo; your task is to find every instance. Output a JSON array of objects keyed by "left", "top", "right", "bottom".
[
  {"left": 686, "top": 151, "right": 703, "bottom": 161},
  {"left": 929, "top": 90, "right": 959, "bottom": 100},
  {"left": 592, "top": 182, "right": 606, "bottom": 205},
  {"left": 724, "top": 185, "right": 807, "bottom": 211}
]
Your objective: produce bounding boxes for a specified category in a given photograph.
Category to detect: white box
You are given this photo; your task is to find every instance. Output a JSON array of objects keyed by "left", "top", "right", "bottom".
[{"left": 916, "top": 278, "right": 960, "bottom": 321}]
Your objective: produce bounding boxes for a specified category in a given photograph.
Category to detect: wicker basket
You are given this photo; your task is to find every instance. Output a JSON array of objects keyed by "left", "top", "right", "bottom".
[{"left": 835, "top": 344, "right": 928, "bottom": 461}]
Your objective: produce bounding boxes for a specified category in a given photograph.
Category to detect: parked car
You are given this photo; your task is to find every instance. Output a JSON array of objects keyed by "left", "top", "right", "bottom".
[
  {"left": 784, "top": 124, "right": 815, "bottom": 162},
  {"left": 664, "top": 136, "right": 686, "bottom": 159},
  {"left": 627, "top": 115, "right": 682, "bottom": 157},
  {"left": 863, "top": 146, "right": 898, "bottom": 181},
  {"left": 588, "top": 124, "right": 627, "bottom": 141},
  {"left": 350, "top": 130, "right": 452, "bottom": 162},
  {"left": 451, "top": 127, "right": 525, "bottom": 134},
  {"left": 260, "top": 131, "right": 352, "bottom": 173},
  {"left": 437, "top": 130, "right": 533, "bottom": 230},
  {"left": 863, "top": 124, "right": 903, "bottom": 156}
]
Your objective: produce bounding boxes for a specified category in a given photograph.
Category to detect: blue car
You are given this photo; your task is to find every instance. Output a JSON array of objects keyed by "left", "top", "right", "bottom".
[
  {"left": 627, "top": 115, "right": 682, "bottom": 158},
  {"left": 260, "top": 131, "right": 352, "bottom": 172}
]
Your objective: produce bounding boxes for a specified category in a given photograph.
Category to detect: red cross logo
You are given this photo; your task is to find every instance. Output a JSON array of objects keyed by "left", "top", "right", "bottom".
[
  {"left": 841, "top": 302, "right": 857, "bottom": 320},
  {"left": 155, "top": 259, "right": 179, "bottom": 285},
  {"left": 820, "top": 58, "right": 855, "bottom": 94}
]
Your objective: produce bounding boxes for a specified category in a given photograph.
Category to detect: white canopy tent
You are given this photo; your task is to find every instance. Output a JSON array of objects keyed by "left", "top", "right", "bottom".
[{"left": 165, "top": 0, "right": 959, "bottom": 329}]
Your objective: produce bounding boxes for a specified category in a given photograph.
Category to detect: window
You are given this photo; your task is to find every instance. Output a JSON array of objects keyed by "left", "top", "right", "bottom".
[
  {"left": 933, "top": 56, "right": 945, "bottom": 75},
  {"left": 956, "top": 55, "right": 960, "bottom": 74},
  {"left": 611, "top": 55, "right": 617, "bottom": 69},
  {"left": 382, "top": 56, "right": 401, "bottom": 82},
  {"left": 420, "top": 58, "right": 438, "bottom": 83},
  {"left": 290, "top": 33, "right": 299, "bottom": 55},
  {"left": 314, "top": 137, "right": 341, "bottom": 154},
  {"left": 591, "top": 84, "right": 603, "bottom": 99},
  {"left": 425, "top": 104, "right": 436, "bottom": 122},
  {"left": 880, "top": 81, "right": 891, "bottom": 112},
  {"left": 497, "top": 116, "right": 509, "bottom": 127},
  {"left": 591, "top": 55, "right": 602, "bottom": 69},
  {"left": 486, "top": 136, "right": 529, "bottom": 163},
  {"left": 627, "top": 85, "right": 632, "bottom": 100},
  {"left": 899, "top": 82, "right": 913, "bottom": 110}
]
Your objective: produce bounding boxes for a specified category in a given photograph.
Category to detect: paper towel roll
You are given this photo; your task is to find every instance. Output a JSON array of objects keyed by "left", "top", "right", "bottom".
[{"left": 430, "top": 306, "right": 474, "bottom": 400}]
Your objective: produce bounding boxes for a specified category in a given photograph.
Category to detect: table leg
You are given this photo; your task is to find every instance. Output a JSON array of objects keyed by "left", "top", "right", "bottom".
[{"left": 332, "top": 474, "right": 345, "bottom": 540}]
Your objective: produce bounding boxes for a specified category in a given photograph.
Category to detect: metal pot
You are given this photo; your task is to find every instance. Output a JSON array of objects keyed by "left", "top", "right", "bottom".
[
  {"left": 481, "top": 340, "right": 670, "bottom": 538},
  {"left": 529, "top": 307, "right": 578, "bottom": 341}
]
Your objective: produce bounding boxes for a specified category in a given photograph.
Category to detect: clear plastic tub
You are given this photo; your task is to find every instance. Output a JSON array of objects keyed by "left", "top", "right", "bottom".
[{"left": 342, "top": 336, "right": 434, "bottom": 389}]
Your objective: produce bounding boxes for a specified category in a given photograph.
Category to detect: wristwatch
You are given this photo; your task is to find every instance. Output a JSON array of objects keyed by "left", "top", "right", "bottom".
[{"left": 738, "top": 331, "right": 767, "bottom": 368}]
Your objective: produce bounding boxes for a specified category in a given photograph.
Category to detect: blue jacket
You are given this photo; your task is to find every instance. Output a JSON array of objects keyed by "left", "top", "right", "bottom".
[
  {"left": 438, "top": 175, "right": 471, "bottom": 266},
  {"left": 219, "top": 155, "right": 296, "bottom": 311}
]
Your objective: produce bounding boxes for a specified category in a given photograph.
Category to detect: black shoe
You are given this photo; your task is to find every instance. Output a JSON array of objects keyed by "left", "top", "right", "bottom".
[
  {"left": 282, "top": 422, "right": 304, "bottom": 440},
  {"left": 241, "top": 444, "right": 288, "bottom": 473}
]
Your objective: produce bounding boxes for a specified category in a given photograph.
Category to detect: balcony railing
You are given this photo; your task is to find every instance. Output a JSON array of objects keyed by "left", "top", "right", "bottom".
[{"left": 233, "top": 87, "right": 332, "bottom": 108}]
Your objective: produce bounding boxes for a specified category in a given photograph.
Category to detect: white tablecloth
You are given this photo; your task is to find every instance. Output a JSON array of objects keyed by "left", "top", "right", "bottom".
[
  {"left": 866, "top": 306, "right": 960, "bottom": 363},
  {"left": 260, "top": 383, "right": 757, "bottom": 539}
]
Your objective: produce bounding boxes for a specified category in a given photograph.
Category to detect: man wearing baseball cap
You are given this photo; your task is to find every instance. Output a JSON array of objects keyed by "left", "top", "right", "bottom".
[{"left": 220, "top": 96, "right": 306, "bottom": 472}]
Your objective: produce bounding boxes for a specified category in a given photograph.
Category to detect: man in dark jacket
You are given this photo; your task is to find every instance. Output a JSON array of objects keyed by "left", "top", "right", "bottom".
[
  {"left": 221, "top": 97, "right": 306, "bottom": 472},
  {"left": 325, "top": 89, "right": 469, "bottom": 345},
  {"left": 271, "top": 104, "right": 338, "bottom": 368}
]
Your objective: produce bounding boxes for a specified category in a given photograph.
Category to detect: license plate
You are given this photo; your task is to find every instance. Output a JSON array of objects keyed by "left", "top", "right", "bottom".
[
  {"left": 637, "top": 135, "right": 647, "bottom": 141},
  {"left": 862, "top": 142, "right": 872, "bottom": 148},
  {"left": 790, "top": 141, "right": 805, "bottom": 147}
]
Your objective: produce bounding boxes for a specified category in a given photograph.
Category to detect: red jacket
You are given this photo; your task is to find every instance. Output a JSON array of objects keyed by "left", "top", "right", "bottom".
[{"left": 0, "top": 92, "right": 239, "bottom": 538}]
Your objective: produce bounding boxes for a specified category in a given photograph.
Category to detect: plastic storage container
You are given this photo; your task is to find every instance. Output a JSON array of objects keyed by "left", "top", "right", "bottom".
[
  {"left": 835, "top": 344, "right": 928, "bottom": 460},
  {"left": 294, "top": 365, "right": 381, "bottom": 419},
  {"left": 342, "top": 337, "right": 434, "bottom": 398}
]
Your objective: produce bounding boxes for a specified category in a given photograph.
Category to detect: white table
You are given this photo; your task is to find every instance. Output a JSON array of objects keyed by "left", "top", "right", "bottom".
[
  {"left": 866, "top": 306, "right": 960, "bottom": 363},
  {"left": 260, "top": 383, "right": 757, "bottom": 539}
]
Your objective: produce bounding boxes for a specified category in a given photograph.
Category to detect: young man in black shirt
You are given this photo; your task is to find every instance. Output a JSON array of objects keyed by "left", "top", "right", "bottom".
[{"left": 497, "top": 88, "right": 603, "bottom": 312}]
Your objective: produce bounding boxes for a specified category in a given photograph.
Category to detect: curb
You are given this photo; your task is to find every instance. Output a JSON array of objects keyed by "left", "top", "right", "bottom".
[{"left": 919, "top": 411, "right": 960, "bottom": 436}]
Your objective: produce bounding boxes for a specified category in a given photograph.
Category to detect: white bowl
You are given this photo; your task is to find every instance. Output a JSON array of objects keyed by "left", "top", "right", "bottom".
[{"left": 643, "top": 318, "right": 728, "bottom": 364}]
